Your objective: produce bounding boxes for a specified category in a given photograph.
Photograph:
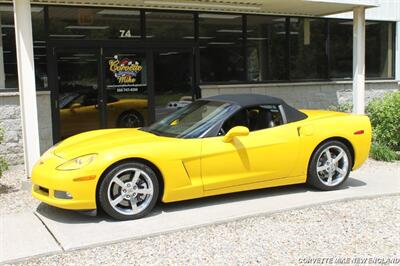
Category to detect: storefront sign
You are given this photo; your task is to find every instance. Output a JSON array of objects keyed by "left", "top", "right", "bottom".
[{"left": 109, "top": 55, "right": 143, "bottom": 84}]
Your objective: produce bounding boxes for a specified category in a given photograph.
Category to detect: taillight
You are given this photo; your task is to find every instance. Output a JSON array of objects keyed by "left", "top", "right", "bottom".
[{"left": 354, "top": 130, "right": 364, "bottom": 135}]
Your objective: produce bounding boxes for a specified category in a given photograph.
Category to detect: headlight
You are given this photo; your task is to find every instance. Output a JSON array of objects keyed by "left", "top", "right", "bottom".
[{"left": 56, "top": 154, "right": 97, "bottom": 171}]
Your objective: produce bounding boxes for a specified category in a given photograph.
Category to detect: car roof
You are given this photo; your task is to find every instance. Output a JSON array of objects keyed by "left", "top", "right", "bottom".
[
  {"left": 201, "top": 93, "right": 308, "bottom": 123},
  {"left": 203, "top": 94, "right": 284, "bottom": 107}
]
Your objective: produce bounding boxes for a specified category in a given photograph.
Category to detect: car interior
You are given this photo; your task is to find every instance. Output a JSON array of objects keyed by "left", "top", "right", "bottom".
[{"left": 219, "top": 105, "right": 284, "bottom": 135}]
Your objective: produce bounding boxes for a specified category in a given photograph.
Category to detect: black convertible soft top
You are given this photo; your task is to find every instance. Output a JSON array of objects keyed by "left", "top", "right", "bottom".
[{"left": 203, "top": 94, "right": 308, "bottom": 123}]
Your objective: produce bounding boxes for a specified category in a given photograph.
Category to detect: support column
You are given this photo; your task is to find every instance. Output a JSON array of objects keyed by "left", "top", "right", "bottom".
[
  {"left": 13, "top": 0, "right": 40, "bottom": 177},
  {"left": 396, "top": 21, "right": 400, "bottom": 81},
  {"left": 352, "top": 6, "right": 366, "bottom": 114}
]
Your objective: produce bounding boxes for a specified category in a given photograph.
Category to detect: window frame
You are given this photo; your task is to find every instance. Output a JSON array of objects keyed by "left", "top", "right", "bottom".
[
  {"left": 0, "top": 4, "right": 396, "bottom": 93},
  {"left": 198, "top": 15, "right": 396, "bottom": 85}
]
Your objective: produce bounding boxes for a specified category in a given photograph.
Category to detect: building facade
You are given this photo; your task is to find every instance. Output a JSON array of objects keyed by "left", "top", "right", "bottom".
[{"left": 0, "top": 0, "right": 399, "bottom": 175}]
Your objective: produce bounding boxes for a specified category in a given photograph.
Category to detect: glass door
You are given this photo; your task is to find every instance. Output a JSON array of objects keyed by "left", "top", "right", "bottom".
[
  {"left": 55, "top": 49, "right": 101, "bottom": 139},
  {"left": 51, "top": 46, "right": 195, "bottom": 142},
  {"left": 153, "top": 49, "right": 194, "bottom": 121},
  {"left": 103, "top": 50, "right": 149, "bottom": 128}
]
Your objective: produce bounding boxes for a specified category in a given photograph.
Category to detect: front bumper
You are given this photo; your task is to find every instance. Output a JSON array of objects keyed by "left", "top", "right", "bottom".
[{"left": 31, "top": 154, "right": 98, "bottom": 210}]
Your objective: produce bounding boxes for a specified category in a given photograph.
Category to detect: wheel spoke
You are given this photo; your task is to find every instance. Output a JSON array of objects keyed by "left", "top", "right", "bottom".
[
  {"left": 131, "top": 170, "right": 141, "bottom": 185},
  {"left": 336, "top": 167, "right": 346, "bottom": 175},
  {"left": 325, "top": 150, "right": 332, "bottom": 161},
  {"left": 137, "top": 188, "right": 153, "bottom": 195},
  {"left": 111, "top": 194, "right": 125, "bottom": 207},
  {"left": 130, "top": 198, "right": 139, "bottom": 211},
  {"left": 333, "top": 151, "right": 344, "bottom": 164},
  {"left": 326, "top": 172, "right": 333, "bottom": 185},
  {"left": 317, "top": 164, "right": 329, "bottom": 173},
  {"left": 112, "top": 178, "right": 125, "bottom": 188}
]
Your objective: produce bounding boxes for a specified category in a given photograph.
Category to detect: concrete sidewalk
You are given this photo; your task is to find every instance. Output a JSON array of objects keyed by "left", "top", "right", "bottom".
[{"left": 1, "top": 163, "right": 399, "bottom": 264}]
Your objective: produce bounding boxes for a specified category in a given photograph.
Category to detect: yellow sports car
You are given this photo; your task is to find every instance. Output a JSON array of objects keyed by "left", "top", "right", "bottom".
[{"left": 32, "top": 94, "right": 372, "bottom": 220}]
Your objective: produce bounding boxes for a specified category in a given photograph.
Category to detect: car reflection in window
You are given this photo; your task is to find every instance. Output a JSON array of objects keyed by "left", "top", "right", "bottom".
[{"left": 59, "top": 91, "right": 148, "bottom": 139}]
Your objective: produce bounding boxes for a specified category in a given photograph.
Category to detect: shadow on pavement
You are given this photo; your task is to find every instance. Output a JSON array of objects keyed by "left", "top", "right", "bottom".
[{"left": 35, "top": 177, "right": 366, "bottom": 224}]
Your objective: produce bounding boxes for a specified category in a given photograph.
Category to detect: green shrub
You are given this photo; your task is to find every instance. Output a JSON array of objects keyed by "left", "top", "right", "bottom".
[
  {"left": 328, "top": 103, "right": 353, "bottom": 113},
  {"left": 0, "top": 127, "right": 8, "bottom": 178},
  {"left": 366, "top": 92, "right": 400, "bottom": 151},
  {"left": 370, "top": 142, "right": 398, "bottom": 162}
]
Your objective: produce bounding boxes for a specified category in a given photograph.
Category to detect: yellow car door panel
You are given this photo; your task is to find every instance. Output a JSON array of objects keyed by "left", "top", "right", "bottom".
[{"left": 201, "top": 124, "right": 301, "bottom": 191}]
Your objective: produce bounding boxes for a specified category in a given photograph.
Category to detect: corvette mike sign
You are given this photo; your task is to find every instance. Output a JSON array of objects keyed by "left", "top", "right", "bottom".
[{"left": 109, "top": 55, "right": 143, "bottom": 85}]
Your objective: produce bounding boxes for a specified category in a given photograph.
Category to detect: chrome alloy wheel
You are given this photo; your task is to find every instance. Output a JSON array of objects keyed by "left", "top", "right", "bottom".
[
  {"left": 107, "top": 168, "right": 154, "bottom": 215},
  {"left": 316, "top": 145, "right": 349, "bottom": 187}
]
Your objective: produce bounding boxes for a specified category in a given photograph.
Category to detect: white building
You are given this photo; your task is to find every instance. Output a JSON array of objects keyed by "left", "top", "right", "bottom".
[{"left": 0, "top": 0, "right": 399, "bottom": 176}]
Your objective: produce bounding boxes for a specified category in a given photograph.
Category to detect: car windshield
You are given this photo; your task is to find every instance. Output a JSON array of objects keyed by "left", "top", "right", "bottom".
[
  {"left": 59, "top": 92, "right": 80, "bottom": 109},
  {"left": 142, "top": 100, "right": 238, "bottom": 138}
]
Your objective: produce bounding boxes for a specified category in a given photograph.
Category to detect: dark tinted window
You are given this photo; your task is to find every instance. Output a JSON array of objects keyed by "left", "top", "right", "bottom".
[
  {"left": 290, "top": 18, "right": 326, "bottom": 80},
  {"left": 199, "top": 13, "right": 245, "bottom": 82},
  {"left": 329, "top": 20, "right": 353, "bottom": 79},
  {"left": 48, "top": 7, "right": 141, "bottom": 40},
  {"left": 0, "top": 6, "right": 18, "bottom": 89},
  {"left": 146, "top": 12, "right": 194, "bottom": 40},
  {"left": 246, "top": 15, "right": 287, "bottom": 81},
  {"left": 366, "top": 21, "right": 395, "bottom": 78},
  {"left": 329, "top": 19, "right": 395, "bottom": 79}
]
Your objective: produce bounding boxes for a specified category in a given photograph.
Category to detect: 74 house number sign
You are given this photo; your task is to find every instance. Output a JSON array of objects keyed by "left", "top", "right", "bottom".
[{"left": 119, "top": 29, "right": 133, "bottom": 38}]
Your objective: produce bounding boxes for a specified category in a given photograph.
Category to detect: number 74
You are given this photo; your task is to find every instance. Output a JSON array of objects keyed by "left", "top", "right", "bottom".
[{"left": 119, "top": 29, "right": 132, "bottom": 38}]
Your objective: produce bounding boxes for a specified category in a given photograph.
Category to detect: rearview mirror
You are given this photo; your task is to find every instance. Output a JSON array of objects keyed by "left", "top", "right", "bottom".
[{"left": 223, "top": 126, "right": 249, "bottom": 143}]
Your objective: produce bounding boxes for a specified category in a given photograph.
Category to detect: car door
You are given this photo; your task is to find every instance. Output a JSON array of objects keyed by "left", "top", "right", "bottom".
[{"left": 200, "top": 106, "right": 301, "bottom": 191}]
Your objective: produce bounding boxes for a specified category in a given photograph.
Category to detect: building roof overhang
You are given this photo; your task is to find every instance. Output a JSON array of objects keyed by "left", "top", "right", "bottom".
[{"left": 0, "top": 0, "right": 378, "bottom": 17}]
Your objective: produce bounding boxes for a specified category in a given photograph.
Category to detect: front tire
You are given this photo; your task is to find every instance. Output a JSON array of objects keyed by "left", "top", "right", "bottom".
[
  {"left": 98, "top": 162, "right": 159, "bottom": 220},
  {"left": 307, "top": 140, "right": 352, "bottom": 190}
]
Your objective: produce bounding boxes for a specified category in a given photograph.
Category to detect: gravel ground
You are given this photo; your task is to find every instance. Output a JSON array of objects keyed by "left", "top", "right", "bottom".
[
  {"left": 0, "top": 165, "right": 39, "bottom": 215},
  {"left": 10, "top": 195, "right": 400, "bottom": 266}
]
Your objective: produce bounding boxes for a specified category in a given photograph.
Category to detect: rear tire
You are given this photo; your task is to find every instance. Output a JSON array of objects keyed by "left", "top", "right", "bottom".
[
  {"left": 307, "top": 140, "right": 352, "bottom": 190},
  {"left": 98, "top": 162, "right": 159, "bottom": 220}
]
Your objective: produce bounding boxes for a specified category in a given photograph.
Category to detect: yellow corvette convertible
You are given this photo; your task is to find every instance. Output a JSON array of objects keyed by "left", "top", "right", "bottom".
[{"left": 32, "top": 94, "right": 371, "bottom": 220}]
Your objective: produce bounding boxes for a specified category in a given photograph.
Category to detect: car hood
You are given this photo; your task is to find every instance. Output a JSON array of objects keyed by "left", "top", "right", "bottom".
[{"left": 53, "top": 128, "right": 160, "bottom": 159}]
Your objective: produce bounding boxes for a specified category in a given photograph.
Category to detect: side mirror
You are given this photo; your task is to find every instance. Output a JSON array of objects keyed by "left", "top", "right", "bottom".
[
  {"left": 223, "top": 126, "right": 249, "bottom": 143},
  {"left": 70, "top": 103, "right": 80, "bottom": 111}
]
